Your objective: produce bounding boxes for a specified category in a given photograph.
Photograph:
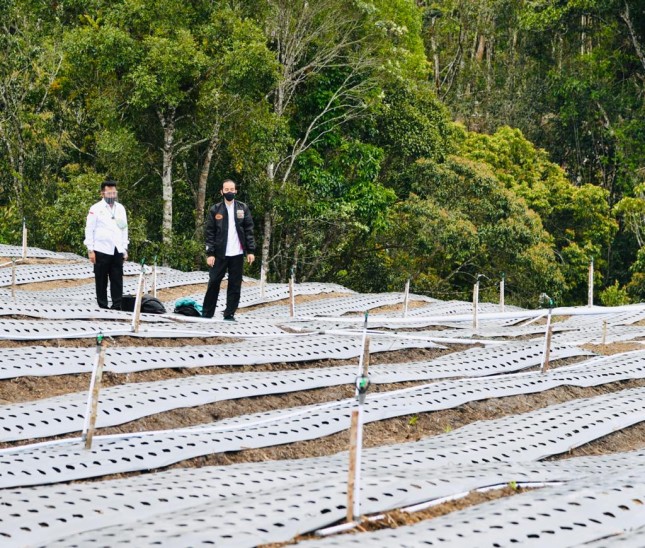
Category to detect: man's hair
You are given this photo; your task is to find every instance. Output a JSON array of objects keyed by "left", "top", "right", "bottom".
[
  {"left": 101, "top": 180, "right": 117, "bottom": 191},
  {"left": 221, "top": 179, "right": 237, "bottom": 189}
]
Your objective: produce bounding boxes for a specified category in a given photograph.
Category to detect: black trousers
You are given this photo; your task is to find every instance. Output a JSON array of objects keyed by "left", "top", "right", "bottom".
[
  {"left": 94, "top": 248, "right": 124, "bottom": 310},
  {"left": 202, "top": 254, "right": 244, "bottom": 318}
]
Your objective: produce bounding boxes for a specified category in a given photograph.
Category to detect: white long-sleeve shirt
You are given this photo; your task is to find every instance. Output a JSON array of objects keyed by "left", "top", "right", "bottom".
[{"left": 84, "top": 199, "right": 129, "bottom": 255}]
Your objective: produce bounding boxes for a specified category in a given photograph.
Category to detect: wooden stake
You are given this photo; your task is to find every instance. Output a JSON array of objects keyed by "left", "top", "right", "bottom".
[
  {"left": 346, "top": 409, "right": 359, "bottom": 522},
  {"left": 541, "top": 310, "right": 553, "bottom": 373},
  {"left": 601, "top": 320, "right": 607, "bottom": 346},
  {"left": 83, "top": 335, "right": 107, "bottom": 449},
  {"left": 356, "top": 311, "right": 369, "bottom": 377},
  {"left": 289, "top": 273, "right": 295, "bottom": 317},
  {"left": 21, "top": 221, "right": 27, "bottom": 259},
  {"left": 402, "top": 279, "right": 410, "bottom": 318},
  {"left": 472, "top": 279, "right": 480, "bottom": 330},
  {"left": 500, "top": 274, "right": 505, "bottom": 312},
  {"left": 588, "top": 258, "right": 594, "bottom": 307},
  {"left": 131, "top": 268, "right": 145, "bottom": 333},
  {"left": 361, "top": 337, "right": 371, "bottom": 377},
  {"left": 151, "top": 262, "right": 157, "bottom": 299}
]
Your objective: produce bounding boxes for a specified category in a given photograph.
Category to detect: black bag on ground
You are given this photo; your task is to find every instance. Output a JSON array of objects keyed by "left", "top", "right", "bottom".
[
  {"left": 141, "top": 295, "right": 166, "bottom": 314},
  {"left": 119, "top": 294, "right": 166, "bottom": 314},
  {"left": 173, "top": 297, "right": 203, "bottom": 317},
  {"left": 174, "top": 303, "right": 202, "bottom": 317},
  {"left": 120, "top": 294, "right": 136, "bottom": 312}
]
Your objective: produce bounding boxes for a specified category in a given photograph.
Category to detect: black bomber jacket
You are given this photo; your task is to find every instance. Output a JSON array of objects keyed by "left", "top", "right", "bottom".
[{"left": 204, "top": 200, "right": 256, "bottom": 258}]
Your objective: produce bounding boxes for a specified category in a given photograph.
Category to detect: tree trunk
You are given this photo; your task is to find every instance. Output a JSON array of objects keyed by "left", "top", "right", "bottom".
[
  {"left": 195, "top": 129, "right": 219, "bottom": 240},
  {"left": 429, "top": 16, "right": 440, "bottom": 90},
  {"left": 158, "top": 108, "right": 175, "bottom": 256},
  {"left": 261, "top": 210, "right": 273, "bottom": 286},
  {"left": 475, "top": 34, "right": 486, "bottom": 62},
  {"left": 260, "top": 161, "right": 276, "bottom": 287},
  {"left": 621, "top": 1, "right": 645, "bottom": 74}
]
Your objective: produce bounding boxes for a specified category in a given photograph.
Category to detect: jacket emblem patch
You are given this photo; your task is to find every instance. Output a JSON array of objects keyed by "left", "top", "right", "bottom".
[
  {"left": 236, "top": 210, "right": 244, "bottom": 219},
  {"left": 215, "top": 214, "right": 224, "bottom": 220}
]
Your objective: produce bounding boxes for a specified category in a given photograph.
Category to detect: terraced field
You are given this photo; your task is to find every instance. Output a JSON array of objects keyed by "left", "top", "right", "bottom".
[{"left": 1, "top": 243, "right": 644, "bottom": 547}]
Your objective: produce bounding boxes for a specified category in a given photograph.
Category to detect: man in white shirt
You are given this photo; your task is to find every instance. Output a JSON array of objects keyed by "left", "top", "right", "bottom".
[
  {"left": 84, "top": 180, "right": 129, "bottom": 309},
  {"left": 202, "top": 179, "right": 255, "bottom": 320}
]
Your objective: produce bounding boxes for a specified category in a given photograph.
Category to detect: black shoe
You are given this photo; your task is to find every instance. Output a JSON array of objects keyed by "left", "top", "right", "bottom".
[{"left": 223, "top": 315, "right": 236, "bottom": 322}]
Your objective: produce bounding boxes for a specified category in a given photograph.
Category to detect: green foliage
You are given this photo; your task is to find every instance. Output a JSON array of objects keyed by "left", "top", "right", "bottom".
[
  {"left": 599, "top": 281, "right": 631, "bottom": 306},
  {"left": 0, "top": 203, "right": 21, "bottom": 245},
  {"left": 374, "top": 78, "right": 451, "bottom": 185},
  {"left": 459, "top": 125, "right": 617, "bottom": 303},
  {"left": 0, "top": 0, "right": 640, "bottom": 303},
  {"left": 41, "top": 170, "right": 104, "bottom": 254},
  {"left": 626, "top": 247, "right": 645, "bottom": 301},
  {"left": 335, "top": 155, "right": 565, "bottom": 305}
]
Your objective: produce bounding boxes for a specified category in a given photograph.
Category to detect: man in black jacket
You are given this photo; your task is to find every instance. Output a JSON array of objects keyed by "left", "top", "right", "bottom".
[{"left": 202, "top": 179, "right": 256, "bottom": 320}]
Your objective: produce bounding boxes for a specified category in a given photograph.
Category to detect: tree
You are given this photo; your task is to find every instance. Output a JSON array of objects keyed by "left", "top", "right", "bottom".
[
  {"left": 459, "top": 125, "right": 618, "bottom": 303},
  {"left": 257, "top": 0, "right": 423, "bottom": 283},
  {"left": 336, "top": 154, "right": 565, "bottom": 305},
  {"left": 62, "top": 1, "right": 277, "bottom": 260},
  {"left": 0, "top": 0, "right": 65, "bottom": 240}
]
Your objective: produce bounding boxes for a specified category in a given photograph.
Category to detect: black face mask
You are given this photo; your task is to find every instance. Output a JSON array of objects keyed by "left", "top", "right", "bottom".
[
  {"left": 104, "top": 196, "right": 117, "bottom": 206},
  {"left": 223, "top": 192, "right": 236, "bottom": 202}
]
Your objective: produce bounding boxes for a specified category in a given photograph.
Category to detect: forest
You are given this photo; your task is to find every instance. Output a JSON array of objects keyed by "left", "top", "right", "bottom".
[{"left": 1, "top": 0, "right": 644, "bottom": 308}]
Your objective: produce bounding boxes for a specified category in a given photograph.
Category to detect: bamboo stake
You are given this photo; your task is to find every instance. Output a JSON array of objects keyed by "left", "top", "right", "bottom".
[
  {"left": 21, "top": 220, "right": 27, "bottom": 259},
  {"left": 472, "top": 278, "right": 480, "bottom": 330},
  {"left": 151, "top": 258, "right": 158, "bottom": 299},
  {"left": 588, "top": 258, "right": 594, "bottom": 307},
  {"left": 346, "top": 322, "right": 371, "bottom": 522},
  {"left": 346, "top": 409, "right": 359, "bottom": 522},
  {"left": 83, "top": 334, "right": 107, "bottom": 450},
  {"left": 289, "top": 272, "right": 295, "bottom": 318},
  {"left": 131, "top": 264, "right": 145, "bottom": 333},
  {"left": 402, "top": 278, "right": 410, "bottom": 318},
  {"left": 361, "top": 337, "right": 371, "bottom": 377},
  {"left": 500, "top": 273, "right": 505, "bottom": 312},
  {"left": 541, "top": 309, "right": 553, "bottom": 374}
]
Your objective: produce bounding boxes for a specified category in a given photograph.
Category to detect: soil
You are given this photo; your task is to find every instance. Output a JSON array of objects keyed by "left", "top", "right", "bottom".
[{"left": 2, "top": 259, "right": 645, "bottom": 541}]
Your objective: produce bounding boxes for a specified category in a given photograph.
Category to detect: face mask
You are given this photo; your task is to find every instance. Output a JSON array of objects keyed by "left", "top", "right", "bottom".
[
  {"left": 223, "top": 192, "right": 236, "bottom": 202},
  {"left": 104, "top": 196, "right": 117, "bottom": 206}
]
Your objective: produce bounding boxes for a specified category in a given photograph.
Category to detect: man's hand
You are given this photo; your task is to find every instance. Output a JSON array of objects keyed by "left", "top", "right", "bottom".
[
  {"left": 123, "top": 251, "right": 128, "bottom": 261},
  {"left": 207, "top": 256, "right": 216, "bottom": 267},
  {"left": 88, "top": 251, "right": 96, "bottom": 264},
  {"left": 247, "top": 254, "right": 255, "bottom": 265}
]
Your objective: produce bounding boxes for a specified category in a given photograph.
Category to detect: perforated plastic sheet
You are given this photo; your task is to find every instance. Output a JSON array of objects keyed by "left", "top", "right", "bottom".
[
  {"left": 298, "top": 475, "right": 645, "bottom": 548},
  {"left": 287, "top": 317, "right": 572, "bottom": 340},
  {"left": 2, "top": 441, "right": 644, "bottom": 546},
  {"left": 1, "top": 379, "right": 645, "bottom": 489},
  {"left": 0, "top": 337, "right": 580, "bottom": 380},
  {"left": 162, "top": 281, "right": 357, "bottom": 312},
  {"left": 0, "top": 318, "right": 285, "bottom": 340},
  {"left": 0, "top": 244, "right": 82, "bottom": 260},
  {"left": 0, "top": 302, "right": 173, "bottom": 322},
  {"left": 0, "top": 343, "right": 596, "bottom": 442},
  {"left": 0, "top": 262, "right": 145, "bottom": 287},
  {"left": 547, "top": 324, "right": 645, "bottom": 345},
  {"left": 606, "top": 307, "right": 645, "bottom": 326},
  {"left": 0, "top": 332, "right": 443, "bottom": 379},
  {"left": 242, "top": 293, "right": 433, "bottom": 319}
]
